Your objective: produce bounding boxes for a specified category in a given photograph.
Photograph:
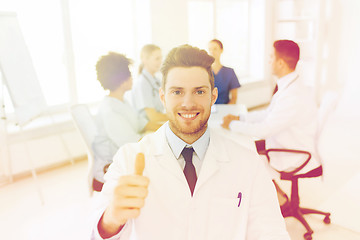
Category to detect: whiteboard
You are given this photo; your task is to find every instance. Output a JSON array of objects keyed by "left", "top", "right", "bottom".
[{"left": 0, "top": 12, "right": 47, "bottom": 126}]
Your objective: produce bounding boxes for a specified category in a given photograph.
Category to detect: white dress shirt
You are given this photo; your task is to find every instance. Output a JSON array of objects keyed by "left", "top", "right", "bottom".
[{"left": 229, "top": 72, "right": 320, "bottom": 173}]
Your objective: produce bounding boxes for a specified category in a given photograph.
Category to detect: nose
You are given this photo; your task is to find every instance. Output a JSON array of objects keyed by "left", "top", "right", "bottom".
[{"left": 181, "top": 92, "right": 196, "bottom": 109}]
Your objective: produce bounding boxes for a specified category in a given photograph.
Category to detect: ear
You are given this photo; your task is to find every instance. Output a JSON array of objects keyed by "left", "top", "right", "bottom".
[
  {"left": 211, "top": 87, "right": 218, "bottom": 106},
  {"left": 159, "top": 88, "right": 165, "bottom": 106},
  {"left": 278, "top": 58, "right": 286, "bottom": 68}
]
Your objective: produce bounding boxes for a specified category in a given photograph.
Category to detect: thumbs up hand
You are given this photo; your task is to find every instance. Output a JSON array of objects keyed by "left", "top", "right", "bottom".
[
  {"left": 135, "top": 153, "right": 145, "bottom": 176},
  {"left": 99, "top": 153, "right": 149, "bottom": 238}
]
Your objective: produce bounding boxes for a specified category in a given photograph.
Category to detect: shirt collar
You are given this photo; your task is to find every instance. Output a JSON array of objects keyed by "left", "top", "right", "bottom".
[
  {"left": 165, "top": 122, "right": 210, "bottom": 161},
  {"left": 277, "top": 71, "right": 298, "bottom": 92},
  {"left": 104, "top": 95, "right": 126, "bottom": 105}
]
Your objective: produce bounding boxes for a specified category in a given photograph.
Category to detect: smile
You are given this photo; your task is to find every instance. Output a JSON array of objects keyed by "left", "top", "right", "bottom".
[{"left": 178, "top": 112, "right": 200, "bottom": 120}]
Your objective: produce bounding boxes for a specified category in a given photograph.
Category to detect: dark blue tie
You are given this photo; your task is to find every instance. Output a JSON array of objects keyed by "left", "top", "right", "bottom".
[{"left": 181, "top": 147, "right": 197, "bottom": 196}]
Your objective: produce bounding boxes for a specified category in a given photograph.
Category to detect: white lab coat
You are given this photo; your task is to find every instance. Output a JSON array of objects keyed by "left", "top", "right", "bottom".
[
  {"left": 92, "top": 125, "right": 290, "bottom": 240},
  {"left": 229, "top": 72, "right": 320, "bottom": 174},
  {"left": 131, "top": 69, "right": 164, "bottom": 120}
]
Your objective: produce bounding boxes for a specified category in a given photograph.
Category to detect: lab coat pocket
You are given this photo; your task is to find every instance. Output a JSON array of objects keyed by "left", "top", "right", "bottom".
[{"left": 207, "top": 198, "right": 244, "bottom": 240}]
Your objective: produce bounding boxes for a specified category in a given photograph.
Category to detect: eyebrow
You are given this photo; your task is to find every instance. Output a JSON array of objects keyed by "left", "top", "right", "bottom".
[
  {"left": 194, "top": 86, "right": 210, "bottom": 90},
  {"left": 168, "top": 85, "right": 210, "bottom": 90}
]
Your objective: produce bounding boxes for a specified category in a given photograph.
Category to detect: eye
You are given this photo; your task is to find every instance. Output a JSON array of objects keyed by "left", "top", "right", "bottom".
[
  {"left": 196, "top": 90, "right": 205, "bottom": 95},
  {"left": 172, "top": 90, "right": 182, "bottom": 95}
]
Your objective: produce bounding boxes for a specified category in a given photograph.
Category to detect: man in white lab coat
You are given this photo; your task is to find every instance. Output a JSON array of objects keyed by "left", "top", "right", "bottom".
[
  {"left": 221, "top": 40, "right": 319, "bottom": 206},
  {"left": 92, "top": 45, "right": 290, "bottom": 240}
]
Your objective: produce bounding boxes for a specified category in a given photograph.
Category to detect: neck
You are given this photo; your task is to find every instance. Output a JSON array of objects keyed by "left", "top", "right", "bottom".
[
  {"left": 108, "top": 88, "right": 126, "bottom": 101},
  {"left": 212, "top": 61, "right": 222, "bottom": 73},
  {"left": 277, "top": 69, "right": 294, "bottom": 79},
  {"left": 213, "top": 59, "right": 221, "bottom": 66},
  {"left": 144, "top": 67, "right": 155, "bottom": 77}
]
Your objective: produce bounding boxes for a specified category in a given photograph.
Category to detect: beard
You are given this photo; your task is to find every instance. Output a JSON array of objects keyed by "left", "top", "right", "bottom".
[{"left": 167, "top": 105, "right": 211, "bottom": 141}]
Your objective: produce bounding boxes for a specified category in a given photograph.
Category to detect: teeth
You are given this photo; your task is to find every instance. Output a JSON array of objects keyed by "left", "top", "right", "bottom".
[{"left": 181, "top": 113, "right": 197, "bottom": 119}]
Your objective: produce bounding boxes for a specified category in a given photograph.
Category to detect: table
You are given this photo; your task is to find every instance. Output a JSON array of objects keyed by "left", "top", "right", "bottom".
[
  {"left": 209, "top": 104, "right": 247, "bottom": 126},
  {"left": 208, "top": 104, "right": 257, "bottom": 152}
]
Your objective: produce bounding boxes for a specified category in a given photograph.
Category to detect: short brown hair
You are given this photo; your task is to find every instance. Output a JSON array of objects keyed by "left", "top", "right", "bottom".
[
  {"left": 96, "top": 52, "right": 132, "bottom": 91},
  {"left": 160, "top": 44, "right": 215, "bottom": 89},
  {"left": 273, "top": 40, "right": 300, "bottom": 70}
]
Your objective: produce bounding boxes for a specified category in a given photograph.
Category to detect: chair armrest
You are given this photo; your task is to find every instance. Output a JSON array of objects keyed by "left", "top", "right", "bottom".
[
  {"left": 255, "top": 139, "right": 267, "bottom": 155},
  {"left": 266, "top": 148, "right": 312, "bottom": 177},
  {"left": 255, "top": 139, "right": 312, "bottom": 177}
]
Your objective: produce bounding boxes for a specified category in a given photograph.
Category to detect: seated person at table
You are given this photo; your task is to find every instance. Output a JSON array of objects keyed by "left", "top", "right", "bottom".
[
  {"left": 208, "top": 39, "right": 241, "bottom": 104},
  {"left": 221, "top": 40, "right": 319, "bottom": 209},
  {"left": 92, "top": 52, "right": 162, "bottom": 191},
  {"left": 131, "top": 44, "right": 168, "bottom": 122}
]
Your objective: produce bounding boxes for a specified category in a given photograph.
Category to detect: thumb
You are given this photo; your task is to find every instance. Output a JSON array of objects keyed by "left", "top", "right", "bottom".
[{"left": 135, "top": 153, "right": 145, "bottom": 176}]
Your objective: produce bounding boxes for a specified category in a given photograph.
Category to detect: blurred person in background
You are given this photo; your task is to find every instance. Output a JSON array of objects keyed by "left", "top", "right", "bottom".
[
  {"left": 92, "top": 52, "right": 161, "bottom": 191},
  {"left": 208, "top": 39, "right": 241, "bottom": 104},
  {"left": 221, "top": 40, "right": 319, "bottom": 211},
  {"left": 132, "top": 44, "right": 168, "bottom": 122}
]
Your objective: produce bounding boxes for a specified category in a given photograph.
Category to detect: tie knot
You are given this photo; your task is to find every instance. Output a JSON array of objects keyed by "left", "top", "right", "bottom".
[{"left": 181, "top": 147, "right": 194, "bottom": 163}]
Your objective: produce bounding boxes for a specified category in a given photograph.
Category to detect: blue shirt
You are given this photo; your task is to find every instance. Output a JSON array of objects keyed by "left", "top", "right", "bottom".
[
  {"left": 213, "top": 66, "right": 241, "bottom": 104},
  {"left": 165, "top": 122, "right": 210, "bottom": 175}
]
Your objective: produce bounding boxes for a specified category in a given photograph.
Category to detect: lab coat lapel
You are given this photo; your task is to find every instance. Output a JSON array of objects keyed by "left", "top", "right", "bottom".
[
  {"left": 152, "top": 126, "right": 189, "bottom": 188},
  {"left": 194, "top": 129, "right": 230, "bottom": 194}
]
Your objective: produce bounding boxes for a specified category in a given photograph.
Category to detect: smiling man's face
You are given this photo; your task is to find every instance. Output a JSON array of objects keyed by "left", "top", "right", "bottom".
[{"left": 160, "top": 66, "right": 218, "bottom": 143}]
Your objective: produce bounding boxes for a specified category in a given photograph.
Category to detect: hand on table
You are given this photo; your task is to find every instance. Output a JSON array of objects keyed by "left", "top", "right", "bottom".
[{"left": 221, "top": 114, "right": 240, "bottom": 129}]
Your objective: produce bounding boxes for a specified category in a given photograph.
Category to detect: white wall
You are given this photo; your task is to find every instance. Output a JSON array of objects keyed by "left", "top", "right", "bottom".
[
  {"left": 335, "top": 0, "right": 360, "bottom": 116},
  {"left": 319, "top": 0, "right": 360, "bottom": 160},
  {"left": 150, "top": 0, "right": 189, "bottom": 55},
  {"left": 0, "top": 122, "right": 86, "bottom": 180},
  {"left": 318, "top": 2, "right": 360, "bottom": 230}
]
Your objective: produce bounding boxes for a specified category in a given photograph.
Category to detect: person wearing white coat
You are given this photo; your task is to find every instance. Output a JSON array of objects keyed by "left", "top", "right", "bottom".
[
  {"left": 131, "top": 44, "right": 168, "bottom": 122},
  {"left": 222, "top": 40, "right": 320, "bottom": 175},
  {"left": 92, "top": 45, "right": 290, "bottom": 240}
]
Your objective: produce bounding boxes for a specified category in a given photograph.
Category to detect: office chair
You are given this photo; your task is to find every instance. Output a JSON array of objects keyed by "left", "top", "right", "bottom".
[
  {"left": 70, "top": 104, "right": 98, "bottom": 196},
  {"left": 255, "top": 91, "right": 339, "bottom": 240}
]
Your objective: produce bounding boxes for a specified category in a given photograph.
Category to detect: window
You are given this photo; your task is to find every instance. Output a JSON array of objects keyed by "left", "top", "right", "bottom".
[
  {"left": 0, "top": 0, "right": 151, "bottom": 115},
  {"left": 216, "top": 0, "right": 249, "bottom": 77},
  {"left": 188, "top": 1, "right": 214, "bottom": 49},
  {"left": 69, "top": 0, "right": 151, "bottom": 104},
  {"left": 188, "top": 0, "right": 265, "bottom": 84},
  {"left": 273, "top": 0, "right": 320, "bottom": 87}
]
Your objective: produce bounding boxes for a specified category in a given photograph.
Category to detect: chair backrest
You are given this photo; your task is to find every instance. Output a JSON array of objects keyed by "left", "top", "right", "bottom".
[
  {"left": 70, "top": 104, "right": 98, "bottom": 151},
  {"left": 314, "top": 91, "right": 339, "bottom": 168},
  {"left": 316, "top": 91, "right": 339, "bottom": 143},
  {"left": 70, "top": 104, "right": 98, "bottom": 195}
]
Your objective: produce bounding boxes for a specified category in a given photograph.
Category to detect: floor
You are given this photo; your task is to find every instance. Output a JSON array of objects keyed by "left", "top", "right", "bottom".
[{"left": 0, "top": 159, "right": 360, "bottom": 240}]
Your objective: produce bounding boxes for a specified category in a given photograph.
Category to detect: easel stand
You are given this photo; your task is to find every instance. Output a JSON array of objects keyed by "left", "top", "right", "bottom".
[
  {"left": 0, "top": 79, "right": 45, "bottom": 204},
  {"left": 0, "top": 120, "right": 45, "bottom": 205},
  {"left": 0, "top": 81, "right": 13, "bottom": 183},
  {"left": 0, "top": 12, "right": 74, "bottom": 205}
]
